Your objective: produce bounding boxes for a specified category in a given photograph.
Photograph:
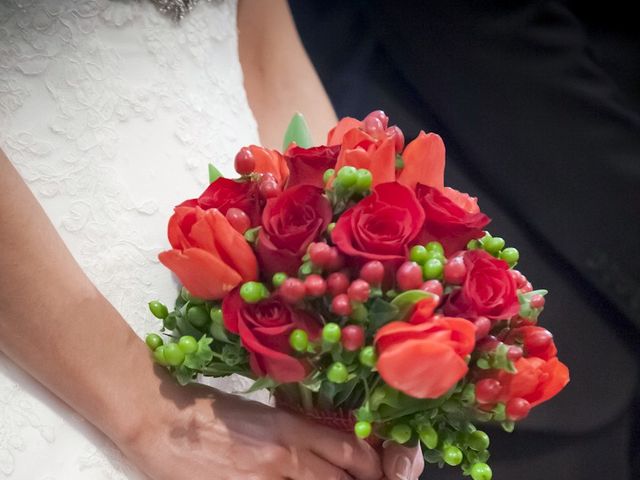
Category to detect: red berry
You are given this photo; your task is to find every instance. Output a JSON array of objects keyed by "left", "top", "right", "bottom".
[
  {"left": 347, "top": 279, "right": 370, "bottom": 303},
  {"left": 327, "top": 272, "right": 350, "bottom": 296},
  {"left": 341, "top": 325, "right": 365, "bottom": 351},
  {"left": 331, "top": 293, "right": 352, "bottom": 316},
  {"left": 234, "top": 147, "right": 255, "bottom": 175},
  {"left": 530, "top": 294, "right": 545, "bottom": 309},
  {"left": 506, "top": 397, "right": 531, "bottom": 421},
  {"left": 443, "top": 256, "right": 467, "bottom": 285},
  {"left": 475, "top": 378, "right": 502, "bottom": 404},
  {"left": 225, "top": 207, "right": 250, "bottom": 234},
  {"left": 420, "top": 279, "right": 444, "bottom": 297},
  {"left": 326, "top": 248, "right": 345, "bottom": 271},
  {"left": 304, "top": 274, "right": 327, "bottom": 297},
  {"left": 525, "top": 328, "right": 553, "bottom": 352},
  {"left": 508, "top": 269, "right": 527, "bottom": 287},
  {"left": 364, "top": 116, "right": 384, "bottom": 136},
  {"left": 521, "top": 281, "right": 533, "bottom": 293},
  {"left": 259, "top": 179, "right": 279, "bottom": 199},
  {"left": 360, "top": 261, "right": 385, "bottom": 285},
  {"left": 396, "top": 261, "right": 423, "bottom": 291},
  {"left": 507, "top": 345, "right": 523, "bottom": 362},
  {"left": 386, "top": 125, "right": 405, "bottom": 152},
  {"left": 477, "top": 335, "right": 500, "bottom": 352},
  {"left": 309, "top": 242, "right": 332, "bottom": 268},
  {"left": 473, "top": 316, "right": 492, "bottom": 340},
  {"left": 279, "top": 278, "right": 306, "bottom": 303},
  {"left": 364, "top": 110, "right": 389, "bottom": 132}
]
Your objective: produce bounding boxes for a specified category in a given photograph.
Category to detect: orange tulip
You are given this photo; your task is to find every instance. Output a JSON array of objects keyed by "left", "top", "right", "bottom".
[
  {"left": 249, "top": 145, "right": 290, "bottom": 186},
  {"left": 397, "top": 131, "right": 445, "bottom": 191},
  {"left": 327, "top": 116, "right": 361, "bottom": 145},
  {"left": 159, "top": 206, "right": 258, "bottom": 300},
  {"left": 375, "top": 313, "right": 476, "bottom": 399}
]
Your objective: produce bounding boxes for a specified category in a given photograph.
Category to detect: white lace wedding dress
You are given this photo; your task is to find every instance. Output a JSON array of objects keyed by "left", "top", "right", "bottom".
[{"left": 0, "top": 0, "right": 268, "bottom": 477}]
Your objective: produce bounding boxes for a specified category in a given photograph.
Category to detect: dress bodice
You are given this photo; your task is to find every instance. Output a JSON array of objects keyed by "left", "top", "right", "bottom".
[{"left": 0, "top": 1, "right": 263, "bottom": 477}]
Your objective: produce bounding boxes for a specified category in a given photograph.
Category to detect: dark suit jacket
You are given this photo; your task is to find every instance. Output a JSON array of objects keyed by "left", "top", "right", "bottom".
[{"left": 290, "top": 1, "right": 640, "bottom": 477}]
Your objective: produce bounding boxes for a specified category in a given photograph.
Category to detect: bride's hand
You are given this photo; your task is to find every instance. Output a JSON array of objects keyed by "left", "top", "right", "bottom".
[{"left": 118, "top": 378, "right": 383, "bottom": 480}]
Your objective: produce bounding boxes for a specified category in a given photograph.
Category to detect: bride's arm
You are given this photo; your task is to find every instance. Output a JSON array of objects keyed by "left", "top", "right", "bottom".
[
  {"left": 238, "top": 0, "right": 338, "bottom": 148},
  {"left": 0, "top": 151, "right": 383, "bottom": 480}
]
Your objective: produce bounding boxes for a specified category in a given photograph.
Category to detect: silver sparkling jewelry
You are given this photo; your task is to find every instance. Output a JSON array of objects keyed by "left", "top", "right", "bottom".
[{"left": 148, "top": 0, "right": 211, "bottom": 20}]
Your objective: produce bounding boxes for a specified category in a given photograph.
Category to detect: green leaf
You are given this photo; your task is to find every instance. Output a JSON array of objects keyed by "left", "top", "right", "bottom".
[
  {"left": 501, "top": 420, "right": 515, "bottom": 433},
  {"left": 242, "top": 376, "right": 279, "bottom": 394},
  {"left": 174, "top": 364, "right": 196, "bottom": 385},
  {"left": 333, "top": 378, "right": 360, "bottom": 407},
  {"left": 395, "top": 154, "right": 404, "bottom": 169},
  {"left": 221, "top": 343, "right": 247, "bottom": 367},
  {"left": 282, "top": 112, "right": 313, "bottom": 151},
  {"left": 200, "top": 362, "right": 246, "bottom": 376},
  {"left": 176, "top": 314, "right": 204, "bottom": 339},
  {"left": 208, "top": 163, "right": 223, "bottom": 184},
  {"left": 390, "top": 290, "right": 433, "bottom": 320},
  {"left": 369, "top": 298, "right": 400, "bottom": 330},
  {"left": 244, "top": 226, "right": 261, "bottom": 243}
]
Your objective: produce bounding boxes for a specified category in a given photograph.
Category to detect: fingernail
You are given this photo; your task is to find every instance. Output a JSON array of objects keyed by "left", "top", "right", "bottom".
[{"left": 394, "top": 455, "right": 412, "bottom": 480}]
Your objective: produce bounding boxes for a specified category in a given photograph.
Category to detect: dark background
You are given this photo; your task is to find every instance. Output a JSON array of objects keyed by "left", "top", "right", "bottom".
[{"left": 290, "top": 1, "right": 640, "bottom": 478}]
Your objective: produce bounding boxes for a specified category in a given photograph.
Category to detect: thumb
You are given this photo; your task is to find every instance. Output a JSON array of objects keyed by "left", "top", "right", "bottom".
[{"left": 382, "top": 441, "right": 424, "bottom": 480}]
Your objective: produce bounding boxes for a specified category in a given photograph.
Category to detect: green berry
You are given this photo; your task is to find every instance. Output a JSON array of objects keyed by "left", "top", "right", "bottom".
[
  {"left": 359, "top": 346, "right": 377, "bottom": 367},
  {"left": 442, "top": 445, "right": 463, "bottom": 466},
  {"left": 145, "top": 333, "right": 163, "bottom": 351},
  {"left": 163, "top": 343, "right": 186, "bottom": 366},
  {"left": 322, "top": 323, "right": 342, "bottom": 343},
  {"left": 272, "top": 272, "right": 287, "bottom": 288},
  {"left": 148, "top": 301, "right": 169, "bottom": 319},
  {"left": 350, "top": 302, "right": 368, "bottom": 322},
  {"left": 153, "top": 345, "right": 169, "bottom": 366},
  {"left": 390, "top": 424, "right": 412, "bottom": 444},
  {"left": 500, "top": 247, "right": 519, "bottom": 265},
  {"left": 355, "top": 169, "right": 373, "bottom": 192},
  {"left": 240, "top": 281, "right": 269, "bottom": 304},
  {"left": 467, "top": 430, "right": 490, "bottom": 451},
  {"left": 467, "top": 239, "right": 482, "bottom": 250},
  {"left": 423, "top": 258, "right": 444, "bottom": 279},
  {"left": 336, "top": 166, "right": 357, "bottom": 188},
  {"left": 425, "top": 241, "right": 444, "bottom": 254},
  {"left": 418, "top": 425, "right": 438, "bottom": 449},
  {"left": 470, "top": 462, "right": 493, "bottom": 480},
  {"left": 354, "top": 421, "right": 372, "bottom": 439},
  {"left": 327, "top": 222, "right": 336, "bottom": 234},
  {"left": 178, "top": 335, "right": 198, "bottom": 354},
  {"left": 210, "top": 307, "right": 223, "bottom": 324},
  {"left": 409, "top": 245, "right": 429, "bottom": 264},
  {"left": 163, "top": 313, "right": 177, "bottom": 330},
  {"left": 484, "top": 237, "right": 505, "bottom": 255},
  {"left": 187, "top": 305, "right": 209, "bottom": 328},
  {"left": 426, "top": 249, "right": 445, "bottom": 262},
  {"left": 327, "top": 362, "right": 348, "bottom": 383},
  {"left": 323, "top": 168, "right": 335, "bottom": 185},
  {"left": 289, "top": 329, "right": 309, "bottom": 352}
]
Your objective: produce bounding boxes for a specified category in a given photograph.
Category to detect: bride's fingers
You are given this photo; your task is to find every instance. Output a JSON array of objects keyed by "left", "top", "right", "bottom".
[
  {"left": 297, "top": 423, "right": 381, "bottom": 480},
  {"left": 382, "top": 441, "right": 424, "bottom": 480},
  {"left": 286, "top": 450, "right": 354, "bottom": 480}
]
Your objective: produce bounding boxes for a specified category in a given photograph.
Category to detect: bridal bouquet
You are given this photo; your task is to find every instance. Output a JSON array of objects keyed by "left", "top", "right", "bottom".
[{"left": 145, "top": 111, "right": 569, "bottom": 479}]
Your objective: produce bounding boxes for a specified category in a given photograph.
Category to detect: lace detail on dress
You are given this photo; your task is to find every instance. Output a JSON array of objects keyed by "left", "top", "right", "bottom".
[{"left": 0, "top": 0, "right": 266, "bottom": 477}]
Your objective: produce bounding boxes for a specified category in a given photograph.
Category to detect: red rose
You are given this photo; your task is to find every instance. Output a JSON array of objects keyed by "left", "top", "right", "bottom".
[
  {"left": 197, "top": 178, "right": 261, "bottom": 226},
  {"left": 375, "top": 310, "right": 476, "bottom": 399},
  {"left": 256, "top": 185, "right": 332, "bottom": 276},
  {"left": 284, "top": 145, "right": 340, "bottom": 189},
  {"left": 416, "top": 184, "right": 490, "bottom": 254},
  {"left": 494, "top": 356, "right": 570, "bottom": 407},
  {"left": 222, "top": 288, "right": 320, "bottom": 383},
  {"left": 444, "top": 249, "right": 520, "bottom": 320},
  {"left": 331, "top": 182, "right": 425, "bottom": 265}
]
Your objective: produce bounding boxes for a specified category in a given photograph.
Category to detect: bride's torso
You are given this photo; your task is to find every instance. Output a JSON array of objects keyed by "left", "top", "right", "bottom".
[{"left": 0, "top": 1, "right": 262, "bottom": 477}]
